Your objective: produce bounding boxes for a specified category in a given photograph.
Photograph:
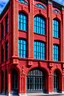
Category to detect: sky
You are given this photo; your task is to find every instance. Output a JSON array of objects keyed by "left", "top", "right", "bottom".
[{"left": 0, "top": 0, "right": 64, "bottom": 14}]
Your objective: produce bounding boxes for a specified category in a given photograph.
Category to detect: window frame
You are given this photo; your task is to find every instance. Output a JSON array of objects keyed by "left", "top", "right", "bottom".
[
  {"left": 27, "top": 69, "right": 45, "bottom": 92},
  {"left": 18, "top": 13, "right": 27, "bottom": 31},
  {"left": 53, "top": 19, "right": 60, "bottom": 38},
  {"left": 53, "top": 45, "right": 59, "bottom": 61},
  {"left": 34, "top": 41, "right": 46, "bottom": 60},
  {"left": 5, "top": 15, "right": 8, "bottom": 34},
  {"left": 18, "top": 39, "right": 27, "bottom": 58},
  {"left": 1, "top": 22, "right": 4, "bottom": 39},
  {"left": 6, "top": 41, "right": 8, "bottom": 60},
  {"left": 34, "top": 15, "right": 46, "bottom": 35}
]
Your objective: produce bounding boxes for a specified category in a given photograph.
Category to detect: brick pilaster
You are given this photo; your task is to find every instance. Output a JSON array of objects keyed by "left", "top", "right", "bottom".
[{"left": 47, "top": 0, "right": 52, "bottom": 61}]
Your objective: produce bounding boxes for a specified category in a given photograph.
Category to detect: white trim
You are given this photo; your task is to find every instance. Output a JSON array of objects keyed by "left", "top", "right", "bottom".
[
  {"left": 62, "top": 91, "right": 64, "bottom": 94},
  {"left": 19, "top": 92, "right": 64, "bottom": 96},
  {"left": 8, "top": 93, "right": 12, "bottom": 96},
  {"left": 48, "top": 92, "right": 54, "bottom": 94},
  {"left": 19, "top": 93, "right": 27, "bottom": 96}
]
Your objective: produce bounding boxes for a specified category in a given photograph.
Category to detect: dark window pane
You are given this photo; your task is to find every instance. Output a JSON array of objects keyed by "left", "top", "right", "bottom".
[
  {"left": 6, "top": 15, "right": 8, "bottom": 34},
  {"left": 1, "top": 22, "right": 4, "bottom": 38},
  {"left": 6, "top": 41, "right": 8, "bottom": 60}
]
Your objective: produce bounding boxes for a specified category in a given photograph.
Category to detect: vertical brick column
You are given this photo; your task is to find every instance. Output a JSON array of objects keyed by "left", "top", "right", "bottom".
[
  {"left": 0, "top": 24, "right": 1, "bottom": 64},
  {"left": 11, "top": 0, "right": 18, "bottom": 57},
  {"left": 47, "top": 0, "right": 52, "bottom": 61},
  {"left": 60, "top": 20, "right": 62, "bottom": 61},
  {"left": 62, "top": 70, "right": 64, "bottom": 93},
  {"left": 48, "top": 73, "right": 53, "bottom": 93},
  {"left": 19, "top": 74, "right": 26, "bottom": 96},
  {"left": 46, "top": 17, "right": 48, "bottom": 60},
  {"left": 8, "top": 71, "right": 11, "bottom": 96},
  {"left": 28, "top": 0, "right": 34, "bottom": 58},
  {"left": 61, "top": 7, "right": 64, "bottom": 62}
]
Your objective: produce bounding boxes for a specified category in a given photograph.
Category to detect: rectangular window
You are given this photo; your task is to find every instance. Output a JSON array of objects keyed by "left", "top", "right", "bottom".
[
  {"left": 1, "top": 22, "right": 4, "bottom": 38},
  {"left": 34, "top": 16, "right": 46, "bottom": 35},
  {"left": 18, "top": 13, "right": 27, "bottom": 31},
  {"left": 1, "top": 46, "right": 4, "bottom": 63},
  {"left": 18, "top": 39, "right": 27, "bottom": 58},
  {"left": 6, "top": 15, "right": 8, "bottom": 34},
  {"left": 34, "top": 41, "right": 46, "bottom": 60},
  {"left": 53, "top": 45, "right": 59, "bottom": 61},
  {"left": 53, "top": 19, "right": 59, "bottom": 38},
  {"left": 6, "top": 41, "right": 8, "bottom": 60}
]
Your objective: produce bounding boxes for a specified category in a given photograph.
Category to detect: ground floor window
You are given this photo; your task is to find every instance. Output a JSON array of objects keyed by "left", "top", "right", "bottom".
[
  {"left": 12, "top": 70, "right": 18, "bottom": 94},
  {"left": 54, "top": 70, "right": 59, "bottom": 92},
  {"left": 27, "top": 69, "right": 46, "bottom": 92}
]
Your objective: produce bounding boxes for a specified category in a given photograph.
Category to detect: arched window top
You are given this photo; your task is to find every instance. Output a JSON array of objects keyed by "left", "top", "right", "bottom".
[
  {"left": 34, "top": 40, "right": 45, "bottom": 44},
  {"left": 19, "top": 0, "right": 28, "bottom": 5},
  {"left": 34, "top": 15, "right": 45, "bottom": 19},
  {"left": 53, "top": 10, "right": 60, "bottom": 14},
  {"left": 35, "top": 4, "right": 46, "bottom": 10},
  {"left": 53, "top": 18, "right": 60, "bottom": 22},
  {"left": 19, "top": 12, "right": 27, "bottom": 17},
  {"left": 28, "top": 69, "right": 44, "bottom": 76},
  {"left": 12, "top": 69, "right": 18, "bottom": 75},
  {"left": 19, "top": 38, "right": 26, "bottom": 43},
  {"left": 53, "top": 44, "right": 59, "bottom": 50}
]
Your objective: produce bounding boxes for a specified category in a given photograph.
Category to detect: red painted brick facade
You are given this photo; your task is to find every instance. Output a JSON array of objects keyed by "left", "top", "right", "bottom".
[{"left": 0, "top": 0, "right": 64, "bottom": 95}]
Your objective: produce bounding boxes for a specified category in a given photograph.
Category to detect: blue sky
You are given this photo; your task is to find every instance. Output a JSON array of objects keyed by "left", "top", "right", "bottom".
[{"left": 0, "top": 0, "right": 64, "bottom": 14}]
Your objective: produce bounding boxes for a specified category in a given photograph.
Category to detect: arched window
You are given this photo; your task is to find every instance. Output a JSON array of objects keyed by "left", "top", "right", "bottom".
[
  {"left": 18, "top": 39, "right": 27, "bottom": 58},
  {"left": 19, "top": 0, "right": 28, "bottom": 4},
  {"left": 18, "top": 13, "right": 27, "bottom": 31},
  {"left": 35, "top": 4, "right": 46, "bottom": 10},
  {"left": 54, "top": 70, "right": 59, "bottom": 92},
  {"left": 53, "top": 45, "right": 59, "bottom": 61},
  {"left": 53, "top": 19, "right": 60, "bottom": 38},
  {"left": 53, "top": 10, "right": 60, "bottom": 14},
  {"left": 34, "top": 15, "right": 46, "bottom": 35},
  {"left": 12, "top": 70, "right": 18, "bottom": 95},
  {"left": 27, "top": 69, "right": 46, "bottom": 92},
  {"left": 34, "top": 41, "right": 46, "bottom": 60}
]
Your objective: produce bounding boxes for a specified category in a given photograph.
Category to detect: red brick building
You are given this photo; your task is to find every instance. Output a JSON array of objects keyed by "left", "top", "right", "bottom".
[{"left": 0, "top": 0, "right": 64, "bottom": 96}]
